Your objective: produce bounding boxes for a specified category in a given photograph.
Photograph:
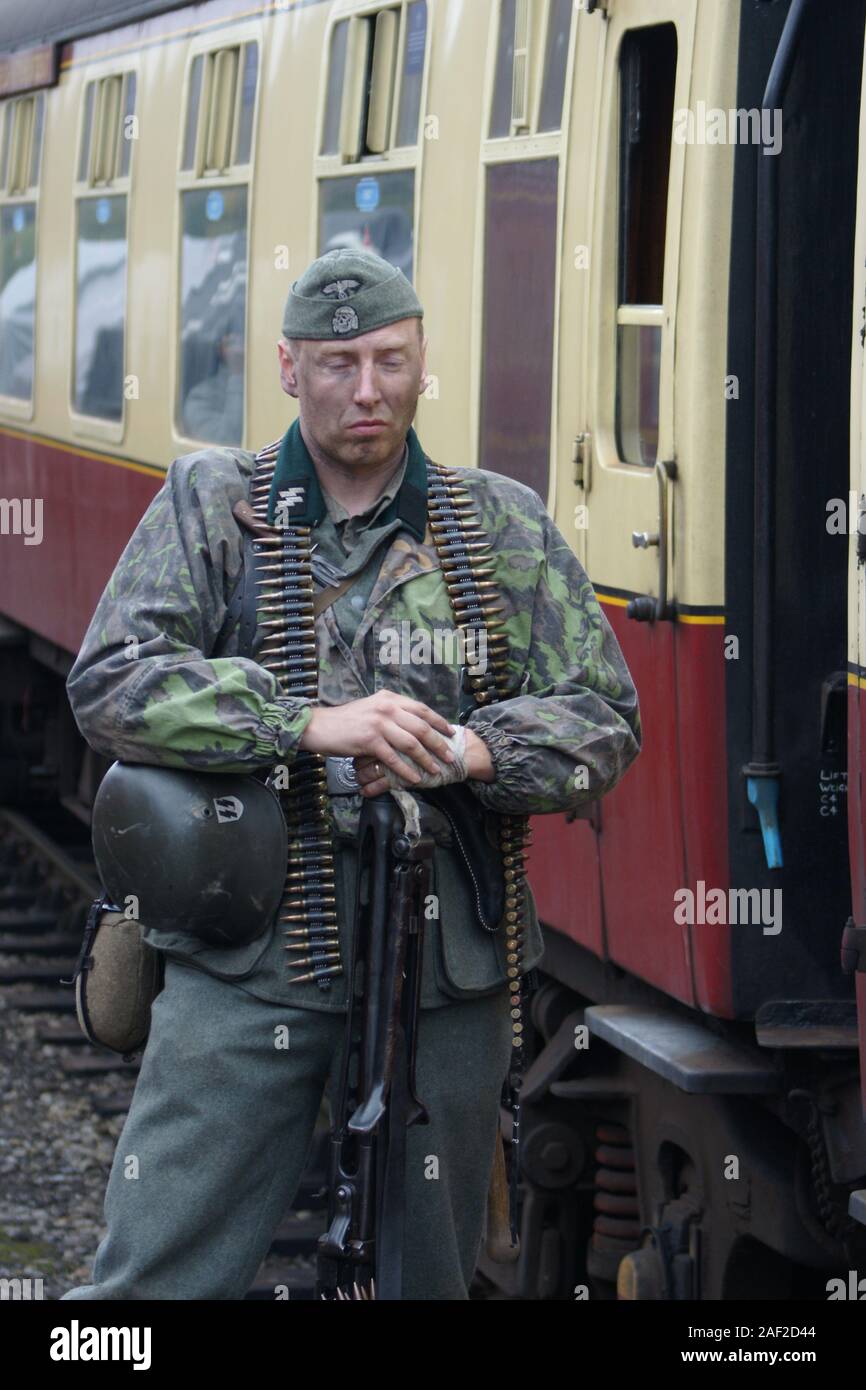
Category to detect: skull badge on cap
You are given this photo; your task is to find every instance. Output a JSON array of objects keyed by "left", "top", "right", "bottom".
[{"left": 322, "top": 278, "right": 361, "bottom": 335}]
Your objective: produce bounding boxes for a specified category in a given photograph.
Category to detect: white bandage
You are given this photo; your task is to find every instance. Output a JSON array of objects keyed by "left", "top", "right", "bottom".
[{"left": 381, "top": 724, "right": 468, "bottom": 790}]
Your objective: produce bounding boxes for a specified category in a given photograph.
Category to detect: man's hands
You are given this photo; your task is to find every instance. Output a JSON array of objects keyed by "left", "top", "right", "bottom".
[
  {"left": 297, "top": 691, "right": 496, "bottom": 795},
  {"left": 354, "top": 726, "right": 495, "bottom": 797},
  {"left": 299, "top": 691, "right": 457, "bottom": 784}
]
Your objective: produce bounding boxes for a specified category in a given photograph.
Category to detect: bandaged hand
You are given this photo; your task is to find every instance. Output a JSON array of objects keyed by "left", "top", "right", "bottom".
[{"left": 355, "top": 725, "right": 469, "bottom": 796}]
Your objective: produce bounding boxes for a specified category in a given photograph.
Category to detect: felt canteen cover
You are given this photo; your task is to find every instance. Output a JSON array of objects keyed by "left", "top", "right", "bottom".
[{"left": 75, "top": 908, "right": 164, "bottom": 1056}]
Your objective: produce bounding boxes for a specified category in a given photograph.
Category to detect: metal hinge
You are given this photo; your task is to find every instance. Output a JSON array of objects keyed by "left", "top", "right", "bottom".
[{"left": 573, "top": 432, "right": 591, "bottom": 490}]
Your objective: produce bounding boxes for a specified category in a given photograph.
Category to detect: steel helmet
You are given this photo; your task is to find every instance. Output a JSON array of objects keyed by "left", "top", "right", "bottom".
[{"left": 91, "top": 762, "right": 287, "bottom": 947}]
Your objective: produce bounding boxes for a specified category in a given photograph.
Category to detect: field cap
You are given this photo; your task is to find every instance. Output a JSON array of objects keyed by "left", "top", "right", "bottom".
[{"left": 281, "top": 248, "right": 423, "bottom": 341}]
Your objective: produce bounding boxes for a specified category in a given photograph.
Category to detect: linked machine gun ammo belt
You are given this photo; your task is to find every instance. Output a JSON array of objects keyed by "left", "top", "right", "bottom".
[{"left": 241, "top": 437, "right": 341, "bottom": 992}]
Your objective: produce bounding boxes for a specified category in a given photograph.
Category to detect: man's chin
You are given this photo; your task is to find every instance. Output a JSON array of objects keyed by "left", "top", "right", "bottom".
[{"left": 342, "top": 431, "right": 401, "bottom": 465}]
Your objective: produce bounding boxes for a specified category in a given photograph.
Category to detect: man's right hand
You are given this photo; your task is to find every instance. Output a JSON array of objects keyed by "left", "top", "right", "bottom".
[{"left": 298, "top": 691, "right": 456, "bottom": 785}]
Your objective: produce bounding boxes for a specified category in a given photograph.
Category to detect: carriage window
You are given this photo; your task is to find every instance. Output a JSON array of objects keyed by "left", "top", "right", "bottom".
[
  {"left": 30, "top": 93, "right": 45, "bottom": 186},
  {"left": 0, "top": 93, "right": 45, "bottom": 403},
  {"left": 178, "top": 186, "right": 247, "bottom": 445},
  {"left": 537, "top": 0, "right": 572, "bottom": 132},
  {"left": 78, "top": 83, "right": 95, "bottom": 181},
  {"left": 616, "top": 23, "right": 677, "bottom": 467},
  {"left": 72, "top": 74, "right": 135, "bottom": 421},
  {"left": 490, "top": 0, "right": 573, "bottom": 139},
  {"left": 489, "top": 0, "right": 517, "bottom": 138},
  {"left": 319, "top": 170, "right": 415, "bottom": 281},
  {"left": 118, "top": 72, "right": 137, "bottom": 178},
  {"left": 235, "top": 41, "right": 259, "bottom": 165},
  {"left": 181, "top": 55, "right": 204, "bottom": 170},
  {"left": 77, "top": 73, "right": 137, "bottom": 185},
  {"left": 321, "top": 21, "right": 350, "bottom": 155},
  {"left": 1, "top": 93, "right": 45, "bottom": 195},
  {"left": 395, "top": 1, "right": 427, "bottom": 146},
  {"left": 0, "top": 202, "right": 37, "bottom": 400},
  {"left": 479, "top": 159, "right": 557, "bottom": 498},
  {"left": 0, "top": 106, "right": 11, "bottom": 189},
  {"left": 73, "top": 196, "right": 128, "bottom": 420},
  {"left": 180, "top": 43, "right": 259, "bottom": 175},
  {"left": 321, "top": 2, "right": 428, "bottom": 160}
]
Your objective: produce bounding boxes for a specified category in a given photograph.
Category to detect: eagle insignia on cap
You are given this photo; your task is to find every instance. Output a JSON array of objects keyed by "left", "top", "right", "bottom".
[
  {"left": 332, "top": 305, "right": 360, "bottom": 335},
  {"left": 322, "top": 279, "right": 361, "bottom": 300}
]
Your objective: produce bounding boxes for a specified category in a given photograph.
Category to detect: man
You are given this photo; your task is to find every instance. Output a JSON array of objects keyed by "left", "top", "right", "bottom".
[{"left": 61, "top": 248, "right": 641, "bottom": 1300}]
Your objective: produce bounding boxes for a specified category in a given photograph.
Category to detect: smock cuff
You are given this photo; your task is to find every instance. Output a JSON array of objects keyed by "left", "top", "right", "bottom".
[
  {"left": 465, "top": 721, "right": 526, "bottom": 810},
  {"left": 253, "top": 698, "right": 314, "bottom": 764}
]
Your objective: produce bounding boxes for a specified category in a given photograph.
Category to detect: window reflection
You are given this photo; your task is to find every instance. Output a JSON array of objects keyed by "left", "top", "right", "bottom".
[
  {"left": 179, "top": 185, "right": 247, "bottom": 444},
  {"left": 74, "top": 195, "right": 128, "bottom": 420},
  {"left": 489, "top": 0, "right": 516, "bottom": 138},
  {"left": 616, "top": 322, "right": 661, "bottom": 467},
  {"left": 538, "top": 0, "right": 573, "bottom": 133},
  {"left": 319, "top": 170, "right": 414, "bottom": 280},
  {"left": 396, "top": 1, "right": 427, "bottom": 146},
  {"left": 0, "top": 202, "right": 36, "bottom": 399}
]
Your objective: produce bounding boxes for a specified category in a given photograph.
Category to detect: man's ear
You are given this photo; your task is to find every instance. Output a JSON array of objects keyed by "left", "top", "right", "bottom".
[
  {"left": 418, "top": 333, "right": 429, "bottom": 396},
  {"left": 277, "top": 338, "right": 300, "bottom": 399}
]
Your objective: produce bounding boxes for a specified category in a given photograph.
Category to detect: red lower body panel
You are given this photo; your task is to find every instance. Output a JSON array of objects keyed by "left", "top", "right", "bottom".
[
  {"left": 0, "top": 429, "right": 161, "bottom": 656},
  {"left": 529, "top": 600, "right": 732, "bottom": 1019}
]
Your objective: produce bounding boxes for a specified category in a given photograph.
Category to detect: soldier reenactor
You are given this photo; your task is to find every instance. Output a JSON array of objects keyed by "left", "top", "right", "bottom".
[{"left": 61, "top": 248, "right": 641, "bottom": 1301}]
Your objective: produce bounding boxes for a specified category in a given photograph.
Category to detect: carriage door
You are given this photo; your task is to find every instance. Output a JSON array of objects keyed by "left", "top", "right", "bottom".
[{"left": 578, "top": 3, "right": 696, "bottom": 1001}]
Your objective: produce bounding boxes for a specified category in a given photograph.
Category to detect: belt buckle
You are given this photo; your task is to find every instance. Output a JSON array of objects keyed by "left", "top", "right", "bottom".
[{"left": 326, "top": 756, "right": 361, "bottom": 796}]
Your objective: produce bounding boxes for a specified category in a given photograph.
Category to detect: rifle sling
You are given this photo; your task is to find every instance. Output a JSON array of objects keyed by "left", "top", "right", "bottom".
[
  {"left": 311, "top": 571, "right": 363, "bottom": 619},
  {"left": 220, "top": 538, "right": 371, "bottom": 661}
]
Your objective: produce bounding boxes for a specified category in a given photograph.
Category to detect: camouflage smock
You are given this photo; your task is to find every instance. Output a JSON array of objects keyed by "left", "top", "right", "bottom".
[{"left": 66, "top": 424, "right": 642, "bottom": 1013}]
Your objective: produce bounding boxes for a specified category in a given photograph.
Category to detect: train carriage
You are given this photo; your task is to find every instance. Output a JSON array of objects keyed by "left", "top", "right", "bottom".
[{"left": 1, "top": 0, "right": 866, "bottom": 1299}]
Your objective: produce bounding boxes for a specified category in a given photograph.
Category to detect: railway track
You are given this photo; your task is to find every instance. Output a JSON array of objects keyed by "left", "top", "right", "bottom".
[{"left": 0, "top": 805, "right": 327, "bottom": 1299}]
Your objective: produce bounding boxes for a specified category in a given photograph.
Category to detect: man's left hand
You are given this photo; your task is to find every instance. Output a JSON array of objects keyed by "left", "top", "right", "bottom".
[{"left": 355, "top": 727, "right": 495, "bottom": 797}]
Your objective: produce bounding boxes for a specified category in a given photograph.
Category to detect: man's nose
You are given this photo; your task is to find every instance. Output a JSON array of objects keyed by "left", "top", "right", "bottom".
[{"left": 353, "top": 359, "right": 382, "bottom": 406}]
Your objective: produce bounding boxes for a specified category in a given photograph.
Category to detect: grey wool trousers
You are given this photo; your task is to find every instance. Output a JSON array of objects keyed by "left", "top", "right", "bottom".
[{"left": 61, "top": 956, "right": 514, "bottom": 1301}]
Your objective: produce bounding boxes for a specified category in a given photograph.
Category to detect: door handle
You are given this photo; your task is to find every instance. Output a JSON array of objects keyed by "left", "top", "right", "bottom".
[{"left": 627, "top": 459, "right": 677, "bottom": 622}]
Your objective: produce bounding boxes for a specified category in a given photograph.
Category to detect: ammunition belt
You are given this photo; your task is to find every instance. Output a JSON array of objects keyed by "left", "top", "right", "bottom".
[
  {"left": 250, "top": 439, "right": 340, "bottom": 992},
  {"left": 425, "top": 463, "right": 532, "bottom": 1078},
  {"left": 246, "top": 444, "right": 532, "bottom": 1054}
]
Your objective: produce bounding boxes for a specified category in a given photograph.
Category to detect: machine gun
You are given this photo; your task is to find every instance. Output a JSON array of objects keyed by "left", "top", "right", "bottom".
[{"left": 316, "top": 792, "right": 434, "bottom": 1301}]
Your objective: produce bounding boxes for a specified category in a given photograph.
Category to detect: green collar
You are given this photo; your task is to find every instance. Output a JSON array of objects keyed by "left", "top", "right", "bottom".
[{"left": 266, "top": 418, "right": 428, "bottom": 540}]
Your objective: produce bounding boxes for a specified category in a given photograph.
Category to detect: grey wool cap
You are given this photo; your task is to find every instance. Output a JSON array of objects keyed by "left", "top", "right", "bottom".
[{"left": 281, "top": 248, "right": 423, "bottom": 341}]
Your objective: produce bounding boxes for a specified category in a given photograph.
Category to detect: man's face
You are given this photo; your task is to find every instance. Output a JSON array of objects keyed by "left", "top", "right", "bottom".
[{"left": 277, "top": 317, "right": 427, "bottom": 469}]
